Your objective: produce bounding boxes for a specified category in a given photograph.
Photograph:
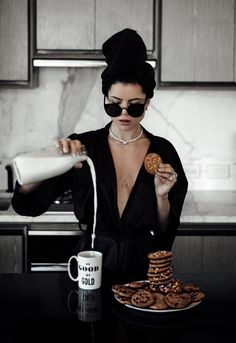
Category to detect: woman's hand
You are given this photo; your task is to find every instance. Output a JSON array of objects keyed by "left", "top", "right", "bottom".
[
  {"left": 154, "top": 163, "right": 177, "bottom": 198},
  {"left": 57, "top": 138, "right": 85, "bottom": 169}
]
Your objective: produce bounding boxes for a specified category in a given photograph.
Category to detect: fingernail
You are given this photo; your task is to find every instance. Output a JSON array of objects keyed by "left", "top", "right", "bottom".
[{"left": 75, "top": 162, "right": 83, "bottom": 169}]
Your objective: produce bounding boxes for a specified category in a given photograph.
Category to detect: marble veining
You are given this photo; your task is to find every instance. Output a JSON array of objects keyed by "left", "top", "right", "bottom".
[
  {"left": 148, "top": 99, "right": 195, "bottom": 161},
  {"left": 0, "top": 68, "right": 236, "bottom": 192},
  {"left": 58, "top": 68, "right": 104, "bottom": 137},
  {"left": 181, "top": 191, "right": 236, "bottom": 222}
]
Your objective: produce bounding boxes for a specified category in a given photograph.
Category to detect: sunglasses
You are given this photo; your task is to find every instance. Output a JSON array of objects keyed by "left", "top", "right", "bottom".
[{"left": 104, "top": 97, "right": 146, "bottom": 118}]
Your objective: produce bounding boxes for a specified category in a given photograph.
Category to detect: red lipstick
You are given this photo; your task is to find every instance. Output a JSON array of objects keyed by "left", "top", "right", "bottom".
[{"left": 119, "top": 119, "right": 131, "bottom": 124}]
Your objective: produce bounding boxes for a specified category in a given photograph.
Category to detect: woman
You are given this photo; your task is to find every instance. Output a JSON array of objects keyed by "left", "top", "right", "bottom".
[{"left": 12, "top": 29, "right": 188, "bottom": 281}]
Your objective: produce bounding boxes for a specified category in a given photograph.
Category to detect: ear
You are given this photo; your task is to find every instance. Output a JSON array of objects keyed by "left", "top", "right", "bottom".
[{"left": 145, "top": 99, "right": 150, "bottom": 110}]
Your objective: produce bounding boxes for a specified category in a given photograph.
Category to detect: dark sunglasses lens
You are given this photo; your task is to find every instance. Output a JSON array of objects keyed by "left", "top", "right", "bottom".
[
  {"left": 104, "top": 104, "right": 122, "bottom": 117},
  {"left": 127, "top": 104, "right": 145, "bottom": 117},
  {"left": 104, "top": 103, "right": 145, "bottom": 117}
]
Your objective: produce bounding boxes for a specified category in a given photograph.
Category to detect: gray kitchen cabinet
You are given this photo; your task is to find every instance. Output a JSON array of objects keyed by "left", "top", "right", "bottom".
[
  {"left": 172, "top": 225, "right": 236, "bottom": 273},
  {"left": 160, "top": 0, "right": 236, "bottom": 84},
  {"left": 235, "top": 19, "right": 236, "bottom": 82},
  {"left": 202, "top": 236, "right": 236, "bottom": 273},
  {"left": 0, "top": 0, "right": 34, "bottom": 87},
  {"left": 95, "top": 0, "right": 154, "bottom": 51},
  {"left": 172, "top": 235, "right": 203, "bottom": 273},
  {"left": 36, "top": 0, "right": 95, "bottom": 50},
  {"left": 35, "top": 0, "right": 155, "bottom": 54},
  {"left": 0, "top": 224, "right": 28, "bottom": 273}
]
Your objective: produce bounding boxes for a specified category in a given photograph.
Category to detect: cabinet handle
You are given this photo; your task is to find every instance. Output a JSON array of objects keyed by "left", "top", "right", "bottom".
[
  {"left": 33, "top": 59, "right": 156, "bottom": 68},
  {"left": 28, "top": 230, "right": 82, "bottom": 236}
]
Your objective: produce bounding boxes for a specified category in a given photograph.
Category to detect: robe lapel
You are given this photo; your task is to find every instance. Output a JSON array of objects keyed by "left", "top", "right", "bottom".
[
  {"left": 120, "top": 140, "right": 157, "bottom": 228},
  {"left": 93, "top": 124, "right": 121, "bottom": 224}
]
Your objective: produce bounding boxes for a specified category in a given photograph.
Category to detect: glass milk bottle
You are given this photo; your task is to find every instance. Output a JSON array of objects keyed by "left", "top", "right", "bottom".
[{"left": 12, "top": 144, "right": 88, "bottom": 185}]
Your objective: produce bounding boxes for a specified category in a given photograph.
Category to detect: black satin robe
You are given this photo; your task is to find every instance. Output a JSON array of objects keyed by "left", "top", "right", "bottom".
[{"left": 12, "top": 122, "right": 188, "bottom": 280}]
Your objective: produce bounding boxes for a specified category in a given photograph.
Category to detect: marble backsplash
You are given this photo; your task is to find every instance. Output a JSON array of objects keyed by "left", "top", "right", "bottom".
[{"left": 0, "top": 67, "right": 236, "bottom": 191}]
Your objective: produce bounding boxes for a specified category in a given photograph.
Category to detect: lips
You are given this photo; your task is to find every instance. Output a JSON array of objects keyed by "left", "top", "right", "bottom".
[{"left": 119, "top": 119, "right": 131, "bottom": 124}]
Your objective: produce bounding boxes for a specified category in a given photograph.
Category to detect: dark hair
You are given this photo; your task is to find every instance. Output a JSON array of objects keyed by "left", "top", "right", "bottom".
[{"left": 101, "top": 28, "right": 156, "bottom": 99}]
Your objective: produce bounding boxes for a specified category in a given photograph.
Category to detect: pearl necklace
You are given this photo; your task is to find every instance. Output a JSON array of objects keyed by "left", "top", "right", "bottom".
[{"left": 109, "top": 127, "right": 143, "bottom": 145}]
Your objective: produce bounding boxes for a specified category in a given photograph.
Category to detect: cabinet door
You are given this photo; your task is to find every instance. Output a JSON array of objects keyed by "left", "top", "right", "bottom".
[
  {"left": 203, "top": 236, "right": 236, "bottom": 273},
  {"left": 95, "top": 0, "right": 154, "bottom": 51},
  {"left": 235, "top": 18, "right": 236, "bottom": 81},
  {"left": 161, "top": 0, "right": 235, "bottom": 82},
  {"left": 0, "top": 0, "right": 28, "bottom": 82},
  {"left": 0, "top": 225, "right": 27, "bottom": 273},
  {"left": 172, "top": 232, "right": 236, "bottom": 273},
  {"left": 0, "top": 236, "right": 23, "bottom": 273},
  {"left": 172, "top": 236, "right": 203, "bottom": 273},
  {"left": 36, "top": 0, "right": 95, "bottom": 50}
]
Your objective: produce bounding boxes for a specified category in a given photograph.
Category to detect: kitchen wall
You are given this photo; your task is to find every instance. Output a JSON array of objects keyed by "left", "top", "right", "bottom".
[{"left": 0, "top": 67, "right": 236, "bottom": 191}]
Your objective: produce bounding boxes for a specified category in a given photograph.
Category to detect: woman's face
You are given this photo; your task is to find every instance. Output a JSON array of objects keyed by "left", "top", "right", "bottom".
[{"left": 106, "top": 82, "right": 149, "bottom": 130}]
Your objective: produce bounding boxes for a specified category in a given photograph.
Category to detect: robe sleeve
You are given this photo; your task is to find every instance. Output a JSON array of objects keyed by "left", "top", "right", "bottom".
[
  {"left": 155, "top": 138, "right": 188, "bottom": 251},
  {"left": 11, "top": 131, "right": 95, "bottom": 218},
  {"left": 11, "top": 169, "right": 73, "bottom": 217}
]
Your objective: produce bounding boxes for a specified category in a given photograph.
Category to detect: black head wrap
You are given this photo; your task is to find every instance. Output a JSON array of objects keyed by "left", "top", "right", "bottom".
[{"left": 101, "top": 28, "right": 156, "bottom": 98}]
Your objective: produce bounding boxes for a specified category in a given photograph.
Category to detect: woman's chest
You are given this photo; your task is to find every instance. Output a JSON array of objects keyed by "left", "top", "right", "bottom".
[
  {"left": 114, "top": 156, "right": 142, "bottom": 187},
  {"left": 109, "top": 142, "right": 149, "bottom": 189}
]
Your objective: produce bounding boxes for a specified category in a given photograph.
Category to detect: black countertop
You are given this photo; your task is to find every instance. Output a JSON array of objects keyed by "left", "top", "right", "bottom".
[{"left": 0, "top": 272, "right": 235, "bottom": 343}]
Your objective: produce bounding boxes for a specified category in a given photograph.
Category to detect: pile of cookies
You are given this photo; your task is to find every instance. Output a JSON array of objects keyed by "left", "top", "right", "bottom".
[
  {"left": 147, "top": 250, "right": 174, "bottom": 290},
  {"left": 112, "top": 250, "right": 206, "bottom": 310}
]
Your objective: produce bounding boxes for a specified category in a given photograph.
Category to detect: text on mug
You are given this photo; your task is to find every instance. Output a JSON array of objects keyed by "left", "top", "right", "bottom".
[{"left": 79, "top": 265, "right": 99, "bottom": 272}]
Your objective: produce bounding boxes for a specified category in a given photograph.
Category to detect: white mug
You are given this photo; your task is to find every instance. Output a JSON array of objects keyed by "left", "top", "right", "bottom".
[{"left": 68, "top": 250, "right": 102, "bottom": 290}]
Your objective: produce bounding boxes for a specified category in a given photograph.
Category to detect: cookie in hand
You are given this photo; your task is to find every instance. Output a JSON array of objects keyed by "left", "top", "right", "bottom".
[{"left": 144, "top": 153, "right": 163, "bottom": 175}]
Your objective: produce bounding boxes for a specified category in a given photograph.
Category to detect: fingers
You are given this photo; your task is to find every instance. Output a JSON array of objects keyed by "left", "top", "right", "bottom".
[
  {"left": 167, "top": 173, "right": 177, "bottom": 181},
  {"left": 57, "top": 138, "right": 84, "bottom": 157},
  {"left": 155, "top": 163, "right": 178, "bottom": 183},
  {"left": 74, "top": 162, "right": 83, "bottom": 169}
]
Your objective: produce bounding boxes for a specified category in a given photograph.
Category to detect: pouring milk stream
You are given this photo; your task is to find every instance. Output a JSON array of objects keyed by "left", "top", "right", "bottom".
[{"left": 12, "top": 144, "right": 97, "bottom": 249}]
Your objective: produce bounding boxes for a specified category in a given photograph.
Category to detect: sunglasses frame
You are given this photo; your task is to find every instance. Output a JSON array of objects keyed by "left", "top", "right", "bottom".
[{"left": 104, "top": 96, "right": 147, "bottom": 118}]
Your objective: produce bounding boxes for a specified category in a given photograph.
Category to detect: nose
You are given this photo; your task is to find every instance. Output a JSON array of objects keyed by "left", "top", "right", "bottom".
[{"left": 121, "top": 107, "right": 129, "bottom": 115}]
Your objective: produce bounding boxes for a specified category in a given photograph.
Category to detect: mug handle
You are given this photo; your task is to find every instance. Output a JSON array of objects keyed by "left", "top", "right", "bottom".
[
  {"left": 68, "top": 255, "right": 79, "bottom": 281},
  {"left": 67, "top": 289, "right": 79, "bottom": 314}
]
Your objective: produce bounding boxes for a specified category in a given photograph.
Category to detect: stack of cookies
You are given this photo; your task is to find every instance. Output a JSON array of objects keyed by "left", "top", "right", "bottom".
[{"left": 147, "top": 250, "right": 174, "bottom": 291}]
